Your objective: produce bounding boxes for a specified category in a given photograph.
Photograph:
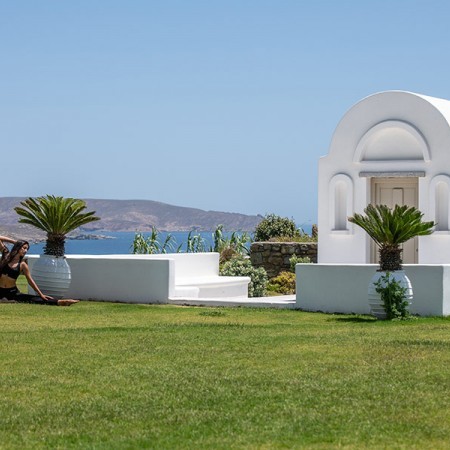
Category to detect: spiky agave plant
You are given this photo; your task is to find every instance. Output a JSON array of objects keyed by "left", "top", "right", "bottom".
[
  {"left": 348, "top": 204, "right": 435, "bottom": 271},
  {"left": 14, "top": 195, "right": 100, "bottom": 257}
]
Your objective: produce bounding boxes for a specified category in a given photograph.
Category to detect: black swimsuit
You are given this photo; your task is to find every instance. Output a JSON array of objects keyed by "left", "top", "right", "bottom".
[
  {"left": 0, "top": 257, "right": 58, "bottom": 305},
  {"left": 1, "top": 261, "right": 21, "bottom": 279}
]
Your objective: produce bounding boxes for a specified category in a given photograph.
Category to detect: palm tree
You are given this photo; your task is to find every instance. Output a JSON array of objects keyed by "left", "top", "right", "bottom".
[
  {"left": 15, "top": 195, "right": 100, "bottom": 257},
  {"left": 348, "top": 204, "right": 435, "bottom": 271}
]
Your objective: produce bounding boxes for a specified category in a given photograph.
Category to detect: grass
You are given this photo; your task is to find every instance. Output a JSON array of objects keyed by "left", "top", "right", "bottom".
[
  {"left": 0, "top": 303, "right": 450, "bottom": 449},
  {"left": 16, "top": 275, "right": 28, "bottom": 293}
]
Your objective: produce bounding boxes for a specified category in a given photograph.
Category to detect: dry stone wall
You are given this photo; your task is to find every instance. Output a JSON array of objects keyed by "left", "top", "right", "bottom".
[{"left": 250, "top": 242, "right": 317, "bottom": 278}]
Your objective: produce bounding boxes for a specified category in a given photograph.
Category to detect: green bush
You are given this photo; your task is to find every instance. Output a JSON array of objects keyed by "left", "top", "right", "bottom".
[
  {"left": 267, "top": 271, "right": 296, "bottom": 295},
  {"left": 220, "top": 257, "right": 268, "bottom": 297},
  {"left": 254, "top": 214, "right": 300, "bottom": 241},
  {"left": 374, "top": 272, "right": 411, "bottom": 320},
  {"left": 289, "top": 255, "right": 311, "bottom": 273}
]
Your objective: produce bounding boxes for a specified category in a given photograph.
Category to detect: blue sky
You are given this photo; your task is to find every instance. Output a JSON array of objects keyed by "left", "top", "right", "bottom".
[{"left": 2, "top": 1, "right": 450, "bottom": 227}]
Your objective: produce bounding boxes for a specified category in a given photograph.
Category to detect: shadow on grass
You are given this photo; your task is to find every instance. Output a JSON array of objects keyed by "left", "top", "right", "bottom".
[{"left": 330, "top": 316, "right": 377, "bottom": 323}]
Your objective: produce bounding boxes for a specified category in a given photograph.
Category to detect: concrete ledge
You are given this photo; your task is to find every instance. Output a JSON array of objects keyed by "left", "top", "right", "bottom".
[
  {"left": 296, "top": 264, "right": 450, "bottom": 316},
  {"left": 26, "top": 253, "right": 250, "bottom": 303},
  {"left": 175, "top": 276, "right": 250, "bottom": 298}
]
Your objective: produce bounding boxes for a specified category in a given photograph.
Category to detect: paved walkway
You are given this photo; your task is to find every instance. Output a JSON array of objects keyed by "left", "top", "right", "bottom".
[{"left": 168, "top": 295, "right": 296, "bottom": 309}]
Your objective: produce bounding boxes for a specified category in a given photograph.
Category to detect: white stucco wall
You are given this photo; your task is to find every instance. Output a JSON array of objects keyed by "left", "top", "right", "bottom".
[
  {"left": 318, "top": 90, "right": 450, "bottom": 264},
  {"left": 26, "top": 253, "right": 222, "bottom": 303},
  {"left": 296, "top": 264, "right": 450, "bottom": 316}
]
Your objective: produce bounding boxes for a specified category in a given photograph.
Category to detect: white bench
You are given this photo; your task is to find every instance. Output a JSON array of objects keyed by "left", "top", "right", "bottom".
[{"left": 26, "top": 253, "right": 250, "bottom": 304}]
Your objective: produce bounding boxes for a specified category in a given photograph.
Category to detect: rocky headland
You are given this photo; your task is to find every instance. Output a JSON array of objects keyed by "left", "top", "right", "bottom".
[{"left": 0, "top": 197, "right": 263, "bottom": 242}]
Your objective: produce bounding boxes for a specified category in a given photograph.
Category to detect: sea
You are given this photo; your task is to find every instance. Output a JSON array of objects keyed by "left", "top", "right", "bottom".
[
  {"left": 27, "top": 225, "right": 313, "bottom": 255},
  {"left": 28, "top": 231, "right": 215, "bottom": 255}
]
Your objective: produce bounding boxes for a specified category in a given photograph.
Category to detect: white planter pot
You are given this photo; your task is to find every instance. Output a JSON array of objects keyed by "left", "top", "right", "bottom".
[
  {"left": 368, "top": 270, "right": 413, "bottom": 319},
  {"left": 31, "top": 255, "right": 71, "bottom": 299}
]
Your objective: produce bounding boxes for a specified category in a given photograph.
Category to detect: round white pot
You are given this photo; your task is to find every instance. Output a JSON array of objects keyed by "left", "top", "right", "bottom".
[
  {"left": 368, "top": 270, "right": 413, "bottom": 319},
  {"left": 31, "top": 255, "right": 71, "bottom": 299}
]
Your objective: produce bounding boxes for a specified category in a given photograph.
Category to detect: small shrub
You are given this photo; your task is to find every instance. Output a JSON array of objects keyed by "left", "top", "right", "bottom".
[
  {"left": 254, "top": 214, "right": 300, "bottom": 241},
  {"left": 219, "top": 247, "right": 238, "bottom": 264},
  {"left": 220, "top": 257, "right": 268, "bottom": 297},
  {"left": 373, "top": 272, "right": 410, "bottom": 320},
  {"left": 289, "top": 255, "right": 311, "bottom": 273},
  {"left": 267, "top": 271, "right": 296, "bottom": 295}
]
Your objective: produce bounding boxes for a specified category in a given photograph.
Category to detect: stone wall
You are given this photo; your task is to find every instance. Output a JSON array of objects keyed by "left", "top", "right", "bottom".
[{"left": 250, "top": 242, "right": 317, "bottom": 278}]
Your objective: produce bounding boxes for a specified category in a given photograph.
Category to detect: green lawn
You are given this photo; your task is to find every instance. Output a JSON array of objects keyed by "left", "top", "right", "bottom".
[
  {"left": 1, "top": 302, "right": 449, "bottom": 449},
  {"left": 16, "top": 275, "right": 28, "bottom": 293}
]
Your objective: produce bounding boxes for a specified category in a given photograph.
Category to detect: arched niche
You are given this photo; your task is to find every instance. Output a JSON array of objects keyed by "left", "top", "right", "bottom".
[
  {"left": 353, "top": 120, "right": 430, "bottom": 163},
  {"left": 430, "top": 175, "right": 450, "bottom": 232},
  {"left": 329, "top": 174, "right": 353, "bottom": 233}
]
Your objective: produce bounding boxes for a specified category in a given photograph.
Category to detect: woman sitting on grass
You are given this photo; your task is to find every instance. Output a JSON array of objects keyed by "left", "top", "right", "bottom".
[{"left": 0, "top": 236, "right": 78, "bottom": 306}]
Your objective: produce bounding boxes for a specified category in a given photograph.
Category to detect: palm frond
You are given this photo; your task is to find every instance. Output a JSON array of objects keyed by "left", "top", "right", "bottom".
[
  {"left": 14, "top": 195, "right": 101, "bottom": 256},
  {"left": 349, "top": 204, "right": 434, "bottom": 247},
  {"left": 15, "top": 196, "right": 100, "bottom": 236}
]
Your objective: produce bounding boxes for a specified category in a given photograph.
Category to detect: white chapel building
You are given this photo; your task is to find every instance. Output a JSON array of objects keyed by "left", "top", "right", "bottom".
[{"left": 318, "top": 90, "right": 450, "bottom": 265}]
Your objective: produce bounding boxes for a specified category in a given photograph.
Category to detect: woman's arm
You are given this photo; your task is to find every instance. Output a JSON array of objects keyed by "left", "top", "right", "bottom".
[
  {"left": 20, "top": 261, "right": 54, "bottom": 300},
  {"left": 0, "top": 235, "right": 15, "bottom": 252},
  {"left": 0, "top": 235, "right": 16, "bottom": 244}
]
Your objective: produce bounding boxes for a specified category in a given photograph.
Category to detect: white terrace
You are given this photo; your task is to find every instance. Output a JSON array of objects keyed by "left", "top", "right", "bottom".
[{"left": 27, "top": 253, "right": 296, "bottom": 309}]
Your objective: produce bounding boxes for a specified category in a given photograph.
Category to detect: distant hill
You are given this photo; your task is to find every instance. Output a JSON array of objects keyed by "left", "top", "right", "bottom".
[{"left": 0, "top": 197, "right": 263, "bottom": 241}]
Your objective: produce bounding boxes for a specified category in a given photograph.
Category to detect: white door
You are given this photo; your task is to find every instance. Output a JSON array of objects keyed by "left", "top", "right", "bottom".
[{"left": 371, "top": 178, "right": 418, "bottom": 264}]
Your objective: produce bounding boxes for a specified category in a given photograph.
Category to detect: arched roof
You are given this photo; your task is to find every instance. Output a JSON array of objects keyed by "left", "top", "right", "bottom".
[
  {"left": 327, "top": 91, "right": 450, "bottom": 163},
  {"left": 416, "top": 92, "right": 450, "bottom": 127}
]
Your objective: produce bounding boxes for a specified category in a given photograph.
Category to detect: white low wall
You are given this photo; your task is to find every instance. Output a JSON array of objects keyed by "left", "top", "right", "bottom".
[
  {"left": 26, "top": 253, "right": 249, "bottom": 303},
  {"left": 296, "top": 264, "right": 450, "bottom": 317},
  {"left": 115, "top": 252, "right": 220, "bottom": 280},
  {"left": 27, "top": 254, "right": 175, "bottom": 303}
]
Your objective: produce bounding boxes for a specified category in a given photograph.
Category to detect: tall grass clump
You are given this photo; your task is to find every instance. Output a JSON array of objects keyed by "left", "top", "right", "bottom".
[{"left": 132, "top": 227, "right": 179, "bottom": 254}]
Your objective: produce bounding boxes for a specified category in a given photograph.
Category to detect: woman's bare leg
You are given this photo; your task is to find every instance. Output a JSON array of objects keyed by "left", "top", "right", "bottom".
[{"left": 57, "top": 299, "right": 80, "bottom": 306}]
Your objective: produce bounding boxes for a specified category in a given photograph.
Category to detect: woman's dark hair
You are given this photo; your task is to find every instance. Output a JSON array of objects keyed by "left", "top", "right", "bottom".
[{"left": 0, "top": 240, "right": 29, "bottom": 270}]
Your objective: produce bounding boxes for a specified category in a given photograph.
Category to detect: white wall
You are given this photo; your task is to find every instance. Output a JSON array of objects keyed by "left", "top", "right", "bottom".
[
  {"left": 296, "top": 264, "right": 450, "bottom": 316},
  {"left": 27, "top": 255, "right": 174, "bottom": 303},
  {"left": 26, "top": 253, "right": 221, "bottom": 303}
]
